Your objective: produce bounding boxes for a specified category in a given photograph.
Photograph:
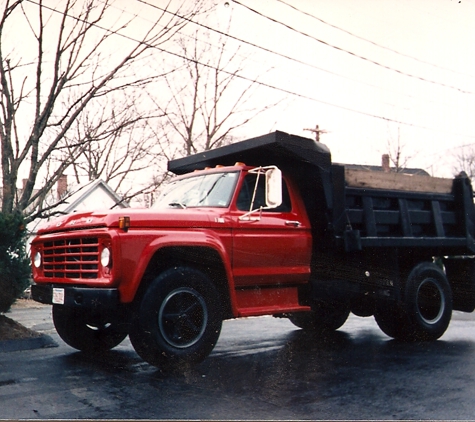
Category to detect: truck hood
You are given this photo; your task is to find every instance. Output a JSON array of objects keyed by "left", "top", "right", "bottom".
[{"left": 35, "top": 207, "right": 229, "bottom": 235}]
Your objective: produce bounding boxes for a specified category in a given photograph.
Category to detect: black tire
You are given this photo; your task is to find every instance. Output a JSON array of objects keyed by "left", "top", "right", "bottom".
[
  {"left": 403, "top": 262, "right": 452, "bottom": 341},
  {"left": 375, "top": 262, "right": 452, "bottom": 342},
  {"left": 52, "top": 305, "right": 128, "bottom": 352},
  {"left": 374, "top": 302, "right": 407, "bottom": 340},
  {"left": 129, "top": 267, "right": 222, "bottom": 370},
  {"left": 350, "top": 296, "right": 375, "bottom": 317},
  {"left": 289, "top": 301, "right": 350, "bottom": 333}
]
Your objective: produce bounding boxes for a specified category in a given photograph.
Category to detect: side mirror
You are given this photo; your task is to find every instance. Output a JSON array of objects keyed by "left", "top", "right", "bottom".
[{"left": 265, "top": 167, "right": 282, "bottom": 208}]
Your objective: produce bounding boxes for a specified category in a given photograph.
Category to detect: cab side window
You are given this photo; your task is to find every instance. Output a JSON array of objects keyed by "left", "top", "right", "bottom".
[{"left": 236, "top": 174, "right": 291, "bottom": 212}]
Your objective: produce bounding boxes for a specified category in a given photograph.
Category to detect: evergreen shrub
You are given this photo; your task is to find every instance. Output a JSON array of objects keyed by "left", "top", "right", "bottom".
[{"left": 0, "top": 212, "right": 31, "bottom": 313}]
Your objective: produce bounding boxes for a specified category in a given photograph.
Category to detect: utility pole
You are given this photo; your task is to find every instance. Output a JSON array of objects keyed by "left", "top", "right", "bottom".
[{"left": 304, "top": 125, "right": 328, "bottom": 142}]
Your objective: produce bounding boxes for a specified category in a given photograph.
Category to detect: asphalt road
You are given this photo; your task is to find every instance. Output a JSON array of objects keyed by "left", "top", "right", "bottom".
[{"left": 2, "top": 303, "right": 475, "bottom": 420}]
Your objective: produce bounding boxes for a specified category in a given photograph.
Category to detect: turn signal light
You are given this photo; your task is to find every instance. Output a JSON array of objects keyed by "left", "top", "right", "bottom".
[{"left": 119, "top": 216, "right": 130, "bottom": 232}]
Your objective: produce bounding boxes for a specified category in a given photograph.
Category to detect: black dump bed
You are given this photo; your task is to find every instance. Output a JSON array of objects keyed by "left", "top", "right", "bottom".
[
  {"left": 335, "top": 164, "right": 475, "bottom": 255},
  {"left": 169, "top": 131, "right": 475, "bottom": 255}
]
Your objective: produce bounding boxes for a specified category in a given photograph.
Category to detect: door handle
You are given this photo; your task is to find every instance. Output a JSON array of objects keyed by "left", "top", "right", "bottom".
[{"left": 285, "top": 220, "right": 301, "bottom": 227}]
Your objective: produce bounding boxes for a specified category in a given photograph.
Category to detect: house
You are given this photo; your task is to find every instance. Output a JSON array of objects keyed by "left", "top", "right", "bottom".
[
  {"left": 340, "top": 154, "right": 431, "bottom": 176},
  {"left": 27, "top": 177, "right": 129, "bottom": 241},
  {"left": 51, "top": 177, "right": 129, "bottom": 215}
]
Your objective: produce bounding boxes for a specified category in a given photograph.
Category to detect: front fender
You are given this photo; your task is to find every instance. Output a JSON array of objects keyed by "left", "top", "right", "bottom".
[{"left": 116, "top": 229, "right": 236, "bottom": 308}]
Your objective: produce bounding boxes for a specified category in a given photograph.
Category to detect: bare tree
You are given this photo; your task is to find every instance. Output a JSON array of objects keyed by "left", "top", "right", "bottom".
[
  {"left": 453, "top": 146, "right": 475, "bottom": 181},
  {"left": 386, "top": 126, "right": 412, "bottom": 172},
  {"left": 63, "top": 97, "right": 165, "bottom": 198},
  {"left": 0, "top": 0, "right": 200, "bottom": 221},
  {"left": 152, "top": 13, "right": 279, "bottom": 158}
]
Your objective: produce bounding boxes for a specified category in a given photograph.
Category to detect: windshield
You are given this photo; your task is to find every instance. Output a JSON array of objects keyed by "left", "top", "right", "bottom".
[{"left": 153, "top": 171, "right": 239, "bottom": 209}]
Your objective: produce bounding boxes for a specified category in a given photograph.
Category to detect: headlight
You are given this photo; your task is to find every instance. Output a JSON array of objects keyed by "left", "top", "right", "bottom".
[
  {"left": 100, "top": 247, "right": 111, "bottom": 267},
  {"left": 33, "top": 251, "right": 42, "bottom": 268}
]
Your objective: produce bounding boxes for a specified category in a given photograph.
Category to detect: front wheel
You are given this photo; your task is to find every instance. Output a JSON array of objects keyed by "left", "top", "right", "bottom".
[
  {"left": 289, "top": 301, "right": 350, "bottom": 333},
  {"left": 374, "top": 302, "right": 407, "bottom": 340},
  {"left": 129, "top": 267, "right": 222, "bottom": 370},
  {"left": 52, "top": 305, "right": 128, "bottom": 352}
]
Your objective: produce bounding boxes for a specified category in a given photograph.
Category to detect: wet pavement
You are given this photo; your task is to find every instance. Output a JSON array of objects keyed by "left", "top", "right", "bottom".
[{"left": 2, "top": 302, "right": 475, "bottom": 419}]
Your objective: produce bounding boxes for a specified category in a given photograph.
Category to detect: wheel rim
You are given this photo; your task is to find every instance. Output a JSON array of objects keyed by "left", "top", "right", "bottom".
[
  {"left": 416, "top": 277, "right": 445, "bottom": 324},
  {"left": 86, "top": 322, "right": 112, "bottom": 331},
  {"left": 158, "top": 287, "right": 208, "bottom": 348}
]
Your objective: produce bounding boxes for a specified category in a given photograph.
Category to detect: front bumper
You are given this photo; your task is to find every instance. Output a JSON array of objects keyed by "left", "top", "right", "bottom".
[{"left": 31, "top": 284, "right": 119, "bottom": 309}]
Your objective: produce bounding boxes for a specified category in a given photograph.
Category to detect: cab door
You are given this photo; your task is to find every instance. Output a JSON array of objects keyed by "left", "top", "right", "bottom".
[{"left": 231, "top": 173, "right": 312, "bottom": 289}]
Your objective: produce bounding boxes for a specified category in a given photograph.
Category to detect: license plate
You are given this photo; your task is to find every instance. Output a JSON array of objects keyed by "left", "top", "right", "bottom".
[{"left": 52, "top": 288, "right": 65, "bottom": 304}]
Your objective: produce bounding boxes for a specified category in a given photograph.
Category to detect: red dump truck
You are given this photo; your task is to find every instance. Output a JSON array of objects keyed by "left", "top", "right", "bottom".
[{"left": 31, "top": 131, "right": 475, "bottom": 370}]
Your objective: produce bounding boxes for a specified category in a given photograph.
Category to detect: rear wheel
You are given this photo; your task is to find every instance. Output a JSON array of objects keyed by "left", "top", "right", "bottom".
[
  {"left": 52, "top": 305, "right": 128, "bottom": 352},
  {"left": 375, "top": 262, "right": 452, "bottom": 342},
  {"left": 129, "top": 267, "right": 222, "bottom": 370},
  {"left": 403, "top": 262, "right": 452, "bottom": 341},
  {"left": 289, "top": 301, "right": 349, "bottom": 333}
]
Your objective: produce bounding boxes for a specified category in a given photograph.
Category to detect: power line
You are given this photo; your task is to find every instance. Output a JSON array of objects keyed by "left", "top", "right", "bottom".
[
  {"left": 134, "top": 0, "right": 454, "bottom": 110},
  {"left": 275, "top": 0, "right": 475, "bottom": 79},
  {"left": 231, "top": 0, "right": 474, "bottom": 95},
  {"left": 105, "top": 3, "right": 475, "bottom": 136},
  {"left": 22, "top": 0, "right": 475, "bottom": 141}
]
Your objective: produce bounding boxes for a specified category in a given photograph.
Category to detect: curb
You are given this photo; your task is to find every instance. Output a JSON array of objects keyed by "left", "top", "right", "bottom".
[{"left": 0, "top": 334, "right": 58, "bottom": 353}]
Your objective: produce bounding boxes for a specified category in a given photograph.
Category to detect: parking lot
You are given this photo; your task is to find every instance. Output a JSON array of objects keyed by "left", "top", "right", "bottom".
[{"left": 2, "top": 301, "right": 475, "bottom": 419}]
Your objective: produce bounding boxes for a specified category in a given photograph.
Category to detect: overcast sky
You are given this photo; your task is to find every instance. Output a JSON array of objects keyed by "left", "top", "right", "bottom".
[
  {"left": 8, "top": 0, "right": 475, "bottom": 181},
  {"left": 207, "top": 0, "right": 475, "bottom": 177}
]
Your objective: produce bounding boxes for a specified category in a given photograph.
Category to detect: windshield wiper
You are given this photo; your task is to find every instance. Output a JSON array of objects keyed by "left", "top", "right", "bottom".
[{"left": 168, "top": 202, "right": 187, "bottom": 209}]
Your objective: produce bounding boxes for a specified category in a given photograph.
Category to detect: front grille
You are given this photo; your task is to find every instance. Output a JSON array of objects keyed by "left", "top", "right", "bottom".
[{"left": 42, "top": 237, "right": 99, "bottom": 279}]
